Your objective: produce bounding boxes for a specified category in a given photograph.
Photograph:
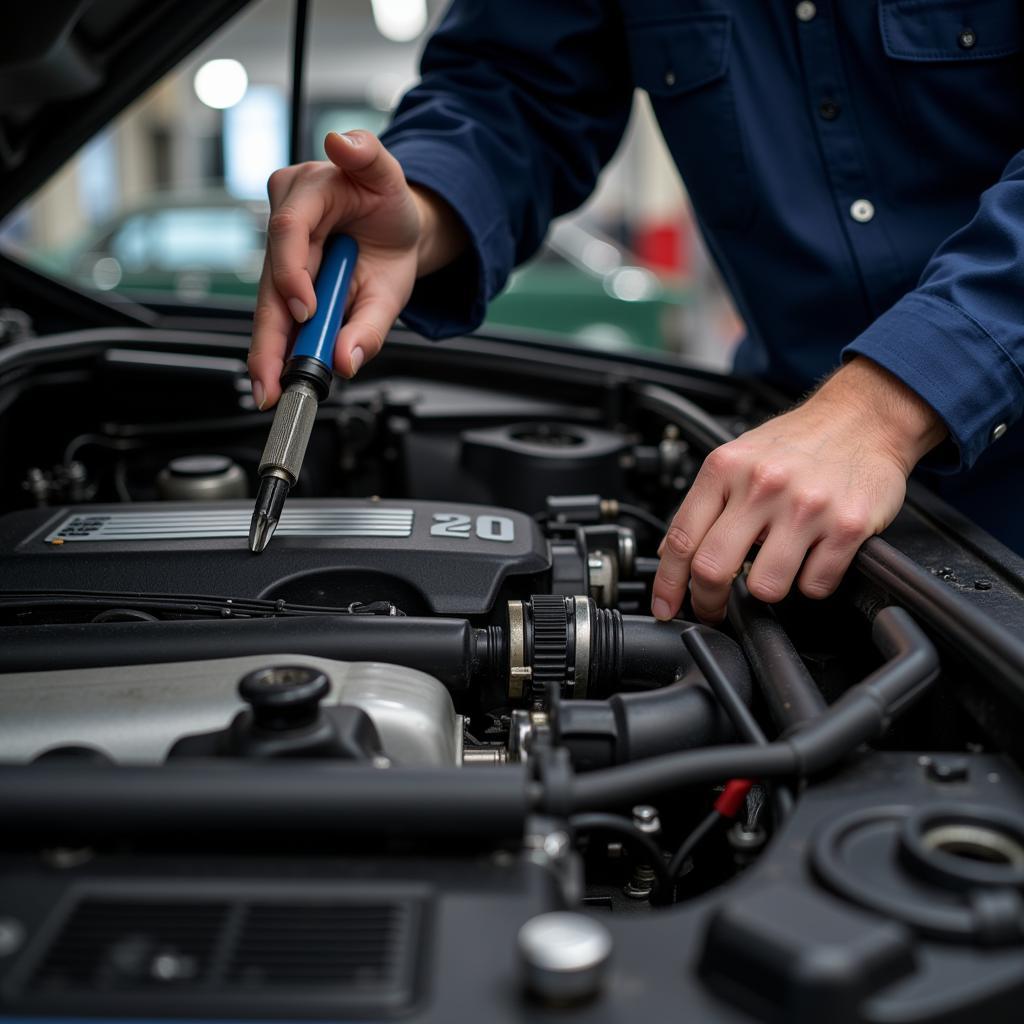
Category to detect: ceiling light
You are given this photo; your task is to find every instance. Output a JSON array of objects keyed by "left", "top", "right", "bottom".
[
  {"left": 194, "top": 59, "right": 249, "bottom": 110},
  {"left": 371, "top": 0, "right": 428, "bottom": 42}
]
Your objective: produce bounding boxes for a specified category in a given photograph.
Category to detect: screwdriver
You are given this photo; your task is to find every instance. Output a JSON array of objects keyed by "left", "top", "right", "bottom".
[{"left": 249, "top": 233, "right": 358, "bottom": 553}]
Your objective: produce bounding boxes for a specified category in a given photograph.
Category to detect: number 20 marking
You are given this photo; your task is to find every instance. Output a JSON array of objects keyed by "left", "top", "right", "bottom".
[{"left": 431, "top": 513, "right": 515, "bottom": 543}]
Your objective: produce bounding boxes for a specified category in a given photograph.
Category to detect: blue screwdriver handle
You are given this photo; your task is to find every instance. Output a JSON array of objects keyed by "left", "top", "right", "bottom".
[{"left": 291, "top": 233, "right": 359, "bottom": 369}]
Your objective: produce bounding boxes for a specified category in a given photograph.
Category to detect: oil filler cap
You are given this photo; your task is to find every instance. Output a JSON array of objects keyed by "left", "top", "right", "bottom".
[{"left": 238, "top": 665, "right": 330, "bottom": 730}]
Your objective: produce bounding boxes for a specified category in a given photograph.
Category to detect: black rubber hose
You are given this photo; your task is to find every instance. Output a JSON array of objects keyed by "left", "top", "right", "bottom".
[
  {"left": 632, "top": 382, "right": 734, "bottom": 452},
  {"left": 616, "top": 616, "right": 751, "bottom": 689},
  {"left": 558, "top": 682, "right": 744, "bottom": 770},
  {"left": 727, "top": 575, "right": 826, "bottom": 733},
  {"left": 0, "top": 762, "right": 532, "bottom": 842},
  {"left": 0, "top": 615, "right": 480, "bottom": 691},
  {"left": 566, "top": 607, "right": 937, "bottom": 811},
  {"left": 0, "top": 611, "right": 935, "bottom": 832},
  {"left": 558, "top": 620, "right": 754, "bottom": 769}
]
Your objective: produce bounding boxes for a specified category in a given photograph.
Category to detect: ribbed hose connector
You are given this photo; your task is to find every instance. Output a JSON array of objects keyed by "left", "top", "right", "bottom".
[
  {"left": 257, "top": 382, "right": 319, "bottom": 483},
  {"left": 588, "top": 605, "right": 624, "bottom": 699}
]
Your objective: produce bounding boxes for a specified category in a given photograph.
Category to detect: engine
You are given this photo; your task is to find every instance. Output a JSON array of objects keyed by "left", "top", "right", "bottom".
[{"left": 1, "top": 326, "right": 1023, "bottom": 1023}]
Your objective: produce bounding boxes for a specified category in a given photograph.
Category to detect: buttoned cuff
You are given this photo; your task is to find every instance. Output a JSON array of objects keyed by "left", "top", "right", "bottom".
[
  {"left": 842, "top": 291, "right": 1024, "bottom": 472},
  {"left": 382, "top": 135, "right": 515, "bottom": 340}
]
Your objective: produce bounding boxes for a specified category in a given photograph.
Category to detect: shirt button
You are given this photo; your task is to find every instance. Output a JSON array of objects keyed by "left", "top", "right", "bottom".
[
  {"left": 664, "top": 71, "right": 676, "bottom": 86},
  {"left": 795, "top": 1, "right": 817, "bottom": 22},
  {"left": 819, "top": 98, "right": 840, "bottom": 120},
  {"left": 850, "top": 199, "right": 875, "bottom": 223},
  {"left": 958, "top": 27, "right": 977, "bottom": 49},
  {"left": 991, "top": 422, "right": 1008, "bottom": 442}
]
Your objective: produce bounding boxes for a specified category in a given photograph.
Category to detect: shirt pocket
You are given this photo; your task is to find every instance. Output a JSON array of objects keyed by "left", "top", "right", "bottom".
[
  {"left": 625, "top": 12, "right": 755, "bottom": 232},
  {"left": 877, "top": 0, "right": 1023, "bottom": 169},
  {"left": 879, "top": 0, "right": 1021, "bottom": 62}
]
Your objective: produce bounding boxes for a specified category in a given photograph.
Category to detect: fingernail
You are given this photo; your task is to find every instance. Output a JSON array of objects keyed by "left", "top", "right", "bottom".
[
  {"left": 342, "top": 131, "right": 359, "bottom": 146},
  {"left": 287, "top": 298, "right": 309, "bottom": 323},
  {"left": 651, "top": 597, "right": 671, "bottom": 620},
  {"left": 350, "top": 347, "right": 365, "bottom": 376},
  {"left": 252, "top": 380, "right": 266, "bottom": 411}
]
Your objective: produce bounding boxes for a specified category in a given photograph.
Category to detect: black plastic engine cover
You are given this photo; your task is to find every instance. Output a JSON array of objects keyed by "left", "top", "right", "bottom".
[{"left": 0, "top": 499, "right": 551, "bottom": 616}]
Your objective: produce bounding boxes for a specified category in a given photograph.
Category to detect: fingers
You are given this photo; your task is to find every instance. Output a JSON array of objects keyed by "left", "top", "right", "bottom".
[
  {"left": 266, "top": 180, "right": 332, "bottom": 323},
  {"left": 745, "top": 489, "right": 830, "bottom": 604},
  {"left": 796, "top": 510, "right": 872, "bottom": 599},
  {"left": 651, "top": 458, "right": 728, "bottom": 620},
  {"left": 248, "top": 255, "right": 292, "bottom": 410},
  {"left": 325, "top": 130, "right": 406, "bottom": 195},
  {"left": 332, "top": 273, "right": 403, "bottom": 377},
  {"left": 686, "top": 510, "right": 764, "bottom": 622}
]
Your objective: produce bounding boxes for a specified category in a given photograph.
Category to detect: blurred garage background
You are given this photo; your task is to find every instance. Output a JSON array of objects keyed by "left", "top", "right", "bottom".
[{"left": 0, "top": 0, "right": 743, "bottom": 366}]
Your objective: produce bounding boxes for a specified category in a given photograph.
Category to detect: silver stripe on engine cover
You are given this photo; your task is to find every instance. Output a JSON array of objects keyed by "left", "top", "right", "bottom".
[{"left": 44, "top": 507, "right": 415, "bottom": 542}]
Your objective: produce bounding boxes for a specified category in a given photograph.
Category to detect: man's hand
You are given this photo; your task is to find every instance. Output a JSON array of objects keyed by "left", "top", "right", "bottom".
[
  {"left": 247, "top": 131, "right": 467, "bottom": 410},
  {"left": 651, "top": 357, "right": 947, "bottom": 622}
]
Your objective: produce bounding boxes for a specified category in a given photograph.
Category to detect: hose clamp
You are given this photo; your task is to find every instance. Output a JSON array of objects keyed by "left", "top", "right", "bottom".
[
  {"left": 572, "top": 596, "right": 591, "bottom": 699},
  {"left": 508, "top": 600, "right": 532, "bottom": 699}
]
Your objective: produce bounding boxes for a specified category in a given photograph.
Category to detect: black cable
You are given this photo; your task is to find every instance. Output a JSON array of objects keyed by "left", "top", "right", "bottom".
[
  {"left": 666, "top": 808, "right": 719, "bottom": 883},
  {"left": 569, "top": 812, "right": 673, "bottom": 897},
  {"left": 616, "top": 502, "right": 669, "bottom": 534},
  {"left": 684, "top": 626, "right": 796, "bottom": 820},
  {"left": 684, "top": 628, "right": 765, "bottom": 744},
  {"left": 0, "top": 590, "right": 400, "bottom": 620},
  {"left": 289, "top": 0, "right": 310, "bottom": 165}
]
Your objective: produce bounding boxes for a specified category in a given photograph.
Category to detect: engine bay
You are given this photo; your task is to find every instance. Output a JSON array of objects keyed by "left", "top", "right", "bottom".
[{"left": 1, "top": 320, "right": 1024, "bottom": 1022}]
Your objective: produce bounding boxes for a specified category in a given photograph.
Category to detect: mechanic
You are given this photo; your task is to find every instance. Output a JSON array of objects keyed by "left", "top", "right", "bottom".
[{"left": 247, "top": 2, "right": 1024, "bottom": 624}]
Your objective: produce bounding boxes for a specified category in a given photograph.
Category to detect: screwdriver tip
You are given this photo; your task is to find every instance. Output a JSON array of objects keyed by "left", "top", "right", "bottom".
[
  {"left": 249, "top": 475, "right": 289, "bottom": 554},
  {"left": 248, "top": 511, "right": 276, "bottom": 553}
]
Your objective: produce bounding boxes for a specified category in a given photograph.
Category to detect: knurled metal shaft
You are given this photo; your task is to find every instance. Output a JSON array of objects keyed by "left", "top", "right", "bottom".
[{"left": 257, "top": 382, "right": 319, "bottom": 483}]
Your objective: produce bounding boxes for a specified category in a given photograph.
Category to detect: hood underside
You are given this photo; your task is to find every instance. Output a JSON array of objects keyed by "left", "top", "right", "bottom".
[{"left": 0, "top": 0, "right": 251, "bottom": 220}]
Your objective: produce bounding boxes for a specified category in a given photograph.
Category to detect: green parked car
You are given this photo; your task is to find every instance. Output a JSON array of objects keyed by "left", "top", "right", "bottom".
[{"left": 49, "top": 193, "right": 689, "bottom": 350}]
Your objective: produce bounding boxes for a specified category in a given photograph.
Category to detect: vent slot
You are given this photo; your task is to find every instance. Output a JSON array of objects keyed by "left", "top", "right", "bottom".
[
  {"left": 32, "top": 900, "right": 229, "bottom": 991},
  {"left": 15, "top": 891, "right": 424, "bottom": 1018},
  {"left": 228, "top": 902, "right": 407, "bottom": 987}
]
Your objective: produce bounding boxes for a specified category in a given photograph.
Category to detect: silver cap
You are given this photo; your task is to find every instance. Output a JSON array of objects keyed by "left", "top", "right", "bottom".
[{"left": 518, "top": 911, "right": 612, "bottom": 1004}]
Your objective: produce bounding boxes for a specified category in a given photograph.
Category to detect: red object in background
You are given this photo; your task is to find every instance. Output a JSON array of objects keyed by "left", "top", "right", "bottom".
[
  {"left": 632, "top": 220, "right": 691, "bottom": 278},
  {"left": 714, "top": 778, "right": 754, "bottom": 819}
]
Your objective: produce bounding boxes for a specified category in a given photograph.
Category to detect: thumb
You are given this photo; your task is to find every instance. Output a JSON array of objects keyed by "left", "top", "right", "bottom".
[{"left": 324, "top": 130, "right": 405, "bottom": 194}]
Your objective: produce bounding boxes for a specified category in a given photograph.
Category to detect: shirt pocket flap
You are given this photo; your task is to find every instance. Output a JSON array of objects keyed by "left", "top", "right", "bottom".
[
  {"left": 626, "top": 13, "right": 732, "bottom": 97},
  {"left": 880, "top": 0, "right": 1021, "bottom": 62}
]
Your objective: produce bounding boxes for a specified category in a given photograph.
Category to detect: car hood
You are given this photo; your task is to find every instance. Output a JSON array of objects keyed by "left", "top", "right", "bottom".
[{"left": 0, "top": 0, "right": 252, "bottom": 221}]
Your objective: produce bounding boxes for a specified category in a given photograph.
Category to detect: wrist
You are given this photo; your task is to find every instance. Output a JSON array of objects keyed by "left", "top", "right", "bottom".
[
  {"left": 410, "top": 184, "right": 469, "bottom": 277},
  {"left": 814, "top": 356, "right": 947, "bottom": 472}
]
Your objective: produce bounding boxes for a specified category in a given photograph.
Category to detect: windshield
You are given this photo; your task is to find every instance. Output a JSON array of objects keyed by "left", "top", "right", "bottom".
[{"left": 0, "top": 0, "right": 741, "bottom": 366}]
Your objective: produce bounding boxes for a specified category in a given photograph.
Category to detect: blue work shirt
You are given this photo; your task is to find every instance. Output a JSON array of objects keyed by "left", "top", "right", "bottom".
[{"left": 381, "top": 0, "right": 1024, "bottom": 551}]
